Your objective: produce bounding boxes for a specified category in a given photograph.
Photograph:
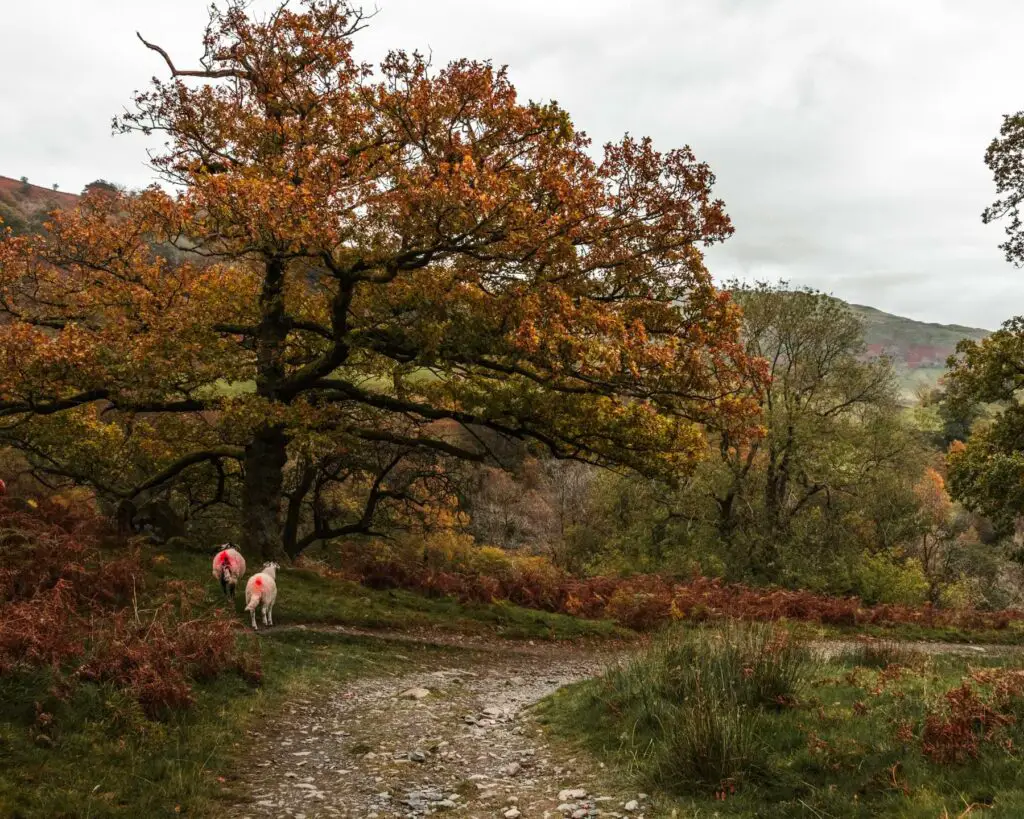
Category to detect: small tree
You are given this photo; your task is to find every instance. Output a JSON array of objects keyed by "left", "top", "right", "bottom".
[
  {"left": 912, "top": 467, "right": 958, "bottom": 603},
  {"left": 711, "top": 283, "right": 902, "bottom": 575}
]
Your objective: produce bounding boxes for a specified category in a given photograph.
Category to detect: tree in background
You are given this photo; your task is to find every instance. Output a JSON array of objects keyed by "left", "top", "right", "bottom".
[
  {"left": 945, "top": 320, "right": 1024, "bottom": 535},
  {"left": 945, "top": 105, "right": 1024, "bottom": 536},
  {"left": 0, "top": 0, "right": 762, "bottom": 559},
  {"left": 710, "top": 283, "right": 907, "bottom": 578}
]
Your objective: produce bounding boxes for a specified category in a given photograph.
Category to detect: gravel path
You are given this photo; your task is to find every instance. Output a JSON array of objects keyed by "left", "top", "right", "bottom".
[{"left": 227, "top": 635, "right": 652, "bottom": 819}]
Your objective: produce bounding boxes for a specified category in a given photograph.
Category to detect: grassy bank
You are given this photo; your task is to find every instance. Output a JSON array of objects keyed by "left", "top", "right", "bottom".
[
  {"left": 0, "top": 541, "right": 625, "bottom": 819},
  {"left": 536, "top": 622, "right": 1024, "bottom": 817},
  {"left": 154, "top": 548, "right": 627, "bottom": 641}
]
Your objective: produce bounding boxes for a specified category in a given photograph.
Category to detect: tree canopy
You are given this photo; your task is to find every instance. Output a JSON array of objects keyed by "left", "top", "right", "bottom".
[{"left": 0, "top": 0, "right": 761, "bottom": 559}]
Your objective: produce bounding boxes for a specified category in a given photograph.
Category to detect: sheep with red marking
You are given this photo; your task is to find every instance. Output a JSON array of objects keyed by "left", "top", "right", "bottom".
[
  {"left": 211, "top": 544, "right": 246, "bottom": 600},
  {"left": 245, "top": 562, "right": 279, "bottom": 630}
]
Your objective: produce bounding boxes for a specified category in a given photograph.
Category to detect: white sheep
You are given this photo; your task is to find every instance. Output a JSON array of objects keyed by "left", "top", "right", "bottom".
[
  {"left": 244, "top": 562, "right": 279, "bottom": 631},
  {"left": 212, "top": 544, "right": 246, "bottom": 600}
]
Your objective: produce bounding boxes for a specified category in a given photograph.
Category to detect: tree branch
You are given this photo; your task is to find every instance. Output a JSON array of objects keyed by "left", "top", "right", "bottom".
[
  {"left": 129, "top": 446, "right": 245, "bottom": 499},
  {"left": 137, "top": 32, "right": 249, "bottom": 80}
]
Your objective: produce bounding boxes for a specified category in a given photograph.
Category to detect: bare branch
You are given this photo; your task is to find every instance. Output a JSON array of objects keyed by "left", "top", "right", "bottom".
[{"left": 137, "top": 32, "right": 249, "bottom": 80}]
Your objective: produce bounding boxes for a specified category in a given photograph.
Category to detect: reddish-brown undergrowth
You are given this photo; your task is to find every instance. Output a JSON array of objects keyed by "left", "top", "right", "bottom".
[
  {"left": 0, "top": 500, "right": 258, "bottom": 717},
  {"left": 920, "top": 669, "right": 1024, "bottom": 763},
  {"left": 323, "top": 534, "right": 1024, "bottom": 633}
]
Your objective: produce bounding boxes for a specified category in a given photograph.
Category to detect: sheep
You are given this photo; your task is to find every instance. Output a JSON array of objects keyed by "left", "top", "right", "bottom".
[
  {"left": 211, "top": 544, "right": 246, "bottom": 600},
  {"left": 244, "top": 562, "right": 279, "bottom": 631}
]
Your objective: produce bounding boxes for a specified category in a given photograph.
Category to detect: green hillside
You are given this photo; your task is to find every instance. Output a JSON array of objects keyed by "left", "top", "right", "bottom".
[{"left": 849, "top": 303, "right": 990, "bottom": 398}]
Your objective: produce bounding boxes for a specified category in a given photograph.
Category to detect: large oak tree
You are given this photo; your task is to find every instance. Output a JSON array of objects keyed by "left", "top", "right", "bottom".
[{"left": 0, "top": 0, "right": 762, "bottom": 559}]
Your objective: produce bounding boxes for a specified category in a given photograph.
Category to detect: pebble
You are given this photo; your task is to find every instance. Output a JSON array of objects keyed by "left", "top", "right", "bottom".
[
  {"left": 559, "top": 788, "right": 588, "bottom": 801},
  {"left": 504, "top": 809, "right": 522, "bottom": 819},
  {"left": 624, "top": 800, "right": 639, "bottom": 812},
  {"left": 399, "top": 687, "right": 431, "bottom": 700}
]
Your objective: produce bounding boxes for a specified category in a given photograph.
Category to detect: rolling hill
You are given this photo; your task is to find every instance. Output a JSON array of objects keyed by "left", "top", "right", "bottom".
[
  {"left": 849, "top": 303, "right": 990, "bottom": 398},
  {"left": 0, "top": 175, "right": 81, "bottom": 235}
]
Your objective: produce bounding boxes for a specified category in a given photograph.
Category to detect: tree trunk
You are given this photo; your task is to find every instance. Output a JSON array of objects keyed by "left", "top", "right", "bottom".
[
  {"left": 242, "top": 425, "right": 289, "bottom": 561},
  {"left": 283, "top": 461, "right": 315, "bottom": 560},
  {"left": 243, "top": 256, "right": 290, "bottom": 562},
  {"left": 716, "top": 491, "right": 737, "bottom": 543}
]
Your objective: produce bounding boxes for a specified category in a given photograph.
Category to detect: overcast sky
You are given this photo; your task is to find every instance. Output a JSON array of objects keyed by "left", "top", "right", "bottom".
[{"left": 3, "top": 0, "right": 1022, "bottom": 328}]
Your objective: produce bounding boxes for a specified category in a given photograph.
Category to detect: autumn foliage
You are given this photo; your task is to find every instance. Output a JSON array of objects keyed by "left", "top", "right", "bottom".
[
  {"left": 920, "top": 671, "right": 1024, "bottom": 764},
  {"left": 0, "top": 500, "right": 258, "bottom": 717}
]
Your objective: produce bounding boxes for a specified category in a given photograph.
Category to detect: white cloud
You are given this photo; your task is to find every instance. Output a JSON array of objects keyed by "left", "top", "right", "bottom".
[{"left": 2, "top": 0, "right": 1021, "bottom": 327}]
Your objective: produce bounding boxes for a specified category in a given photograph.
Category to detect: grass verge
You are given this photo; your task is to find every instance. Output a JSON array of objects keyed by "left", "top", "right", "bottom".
[{"left": 155, "top": 548, "right": 628, "bottom": 641}]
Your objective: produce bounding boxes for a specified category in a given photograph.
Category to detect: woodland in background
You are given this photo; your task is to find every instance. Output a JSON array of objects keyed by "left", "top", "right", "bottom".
[{"left": 459, "top": 283, "right": 1023, "bottom": 611}]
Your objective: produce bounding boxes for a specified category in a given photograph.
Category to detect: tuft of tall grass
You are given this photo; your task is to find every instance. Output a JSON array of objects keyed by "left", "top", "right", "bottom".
[{"left": 597, "top": 622, "right": 818, "bottom": 793}]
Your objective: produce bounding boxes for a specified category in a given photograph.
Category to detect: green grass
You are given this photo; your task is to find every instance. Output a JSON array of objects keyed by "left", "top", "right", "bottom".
[
  {"left": 536, "top": 622, "right": 1024, "bottom": 818},
  {"left": 154, "top": 548, "right": 626, "bottom": 641},
  {"left": 0, "top": 630, "right": 453, "bottom": 818}
]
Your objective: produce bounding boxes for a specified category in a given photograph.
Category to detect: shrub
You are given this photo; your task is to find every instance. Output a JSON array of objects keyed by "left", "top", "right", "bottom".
[
  {"left": 852, "top": 552, "right": 929, "bottom": 606},
  {"left": 325, "top": 531, "right": 1024, "bottom": 634}
]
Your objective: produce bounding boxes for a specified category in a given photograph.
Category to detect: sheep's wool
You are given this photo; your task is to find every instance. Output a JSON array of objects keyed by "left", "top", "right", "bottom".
[{"left": 213, "top": 548, "right": 246, "bottom": 582}]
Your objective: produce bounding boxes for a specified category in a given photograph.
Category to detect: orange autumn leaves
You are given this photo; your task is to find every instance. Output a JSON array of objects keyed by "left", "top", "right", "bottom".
[{"left": 2, "top": 1, "right": 764, "bottom": 550}]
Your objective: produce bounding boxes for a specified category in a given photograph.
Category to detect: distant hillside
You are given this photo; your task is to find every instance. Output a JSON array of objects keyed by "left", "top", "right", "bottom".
[
  {"left": 849, "top": 303, "right": 990, "bottom": 398},
  {"left": 0, "top": 175, "right": 80, "bottom": 235}
]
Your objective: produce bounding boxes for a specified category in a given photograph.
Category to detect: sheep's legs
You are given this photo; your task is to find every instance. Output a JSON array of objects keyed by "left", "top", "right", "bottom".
[
  {"left": 262, "top": 605, "right": 270, "bottom": 627},
  {"left": 267, "top": 604, "right": 274, "bottom": 627},
  {"left": 220, "top": 576, "right": 229, "bottom": 597},
  {"left": 250, "top": 608, "right": 258, "bottom": 630}
]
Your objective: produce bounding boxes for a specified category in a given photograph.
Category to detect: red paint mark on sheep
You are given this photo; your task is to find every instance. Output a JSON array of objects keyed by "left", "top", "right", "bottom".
[
  {"left": 254, "top": 577, "right": 263, "bottom": 588},
  {"left": 218, "top": 551, "right": 230, "bottom": 565}
]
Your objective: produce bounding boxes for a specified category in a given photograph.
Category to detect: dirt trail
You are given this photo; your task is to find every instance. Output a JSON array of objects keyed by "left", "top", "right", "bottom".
[{"left": 227, "top": 635, "right": 649, "bottom": 819}]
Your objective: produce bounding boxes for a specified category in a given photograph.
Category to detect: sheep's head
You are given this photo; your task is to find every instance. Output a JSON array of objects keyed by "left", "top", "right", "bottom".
[{"left": 262, "top": 561, "right": 280, "bottom": 577}]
